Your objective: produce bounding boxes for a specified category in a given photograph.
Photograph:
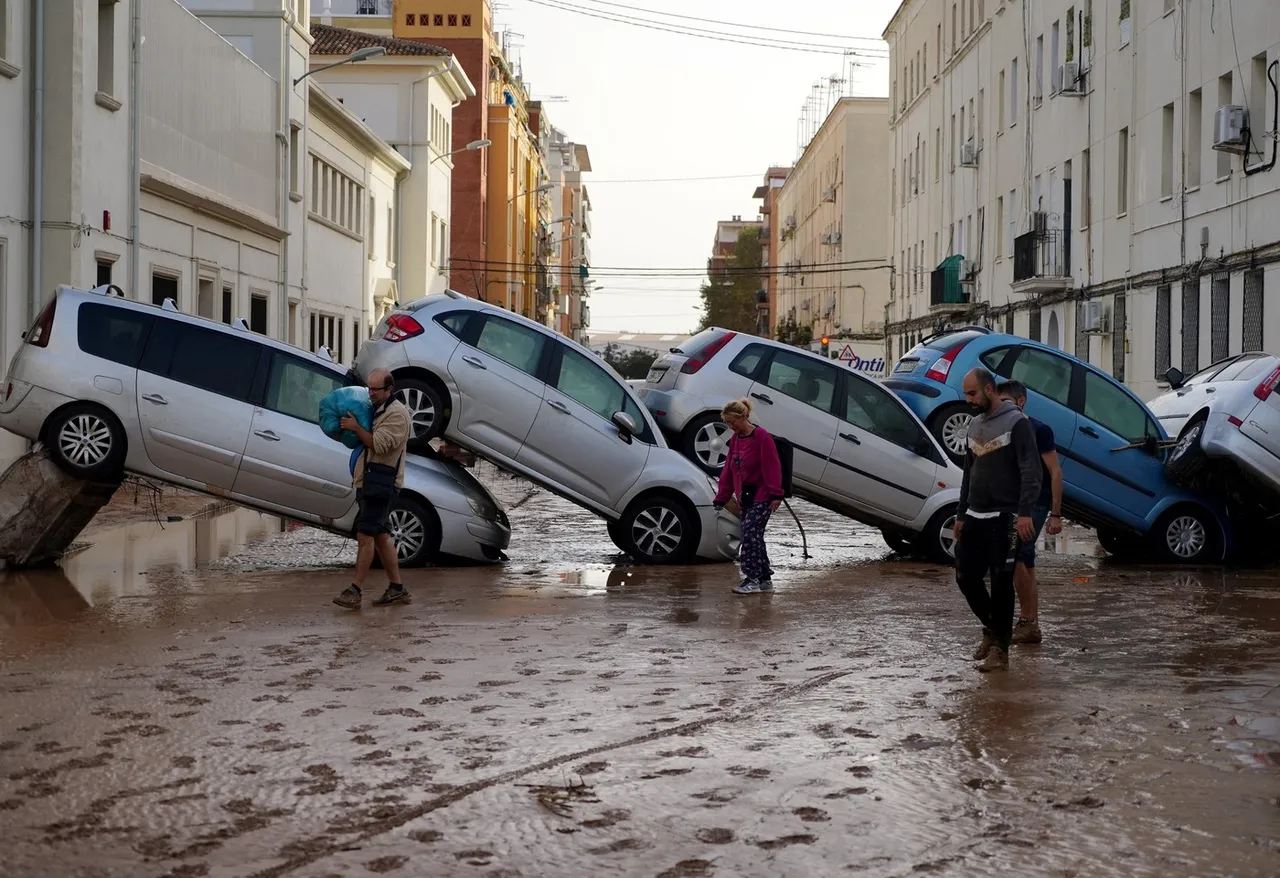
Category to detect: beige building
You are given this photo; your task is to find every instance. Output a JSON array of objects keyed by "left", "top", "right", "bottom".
[
  {"left": 548, "top": 128, "right": 593, "bottom": 343},
  {"left": 886, "top": 0, "right": 1280, "bottom": 400},
  {"left": 776, "top": 97, "right": 892, "bottom": 346}
]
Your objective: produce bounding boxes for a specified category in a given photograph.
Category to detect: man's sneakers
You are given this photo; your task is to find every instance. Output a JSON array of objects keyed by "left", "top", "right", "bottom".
[
  {"left": 972, "top": 632, "right": 995, "bottom": 660},
  {"left": 976, "top": 646, "right": 1008, "bottom": 672},
  {"left": 333, "top": 585, "right": 362, "bottom": 609},
  {"left": 733, "top": 578, "right": 774, "bottom": 595},
  {"left": 333, "top": 583, "right": 411, "bottom": 609},
  {"left": 1011, "top": 618, "right": 1043, "bottom": 644}
]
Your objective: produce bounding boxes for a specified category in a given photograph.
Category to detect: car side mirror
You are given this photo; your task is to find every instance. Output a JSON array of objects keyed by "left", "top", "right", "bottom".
[
  {"left": 612, "top": 411, "right": 638, "bottom": 442},
  {"left": 1164, "top": 366, "right": 1185, "bottom": 389},
  {"left": 1142, "top": 435, "right": 1161, "bottom": 456}
]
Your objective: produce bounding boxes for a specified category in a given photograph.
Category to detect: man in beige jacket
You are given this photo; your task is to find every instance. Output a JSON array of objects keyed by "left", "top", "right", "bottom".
[{"left": 334, "top": 369, "right": 413, "bottom": 609}]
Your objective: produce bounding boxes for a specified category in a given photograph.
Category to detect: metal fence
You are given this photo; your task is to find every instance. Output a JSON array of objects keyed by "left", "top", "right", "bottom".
[
  {"left": 1155, "top": 284, "right": 1171, "bottom": 378},
  {"left": 1112, "top": 293, "right": 1126, "bottom": 382},
  {"left": 1181, "top": 279, "right": 1200, "bottom": 375},
  {"left": 1244, "top": 269, "right": 1265, "bottom": 351},
  {"left": 1211, "top": 274, "right": 1230, "bottom": 363},
  {"left": 1013, "top": 229, "right": 1065, "bottom": 282}
]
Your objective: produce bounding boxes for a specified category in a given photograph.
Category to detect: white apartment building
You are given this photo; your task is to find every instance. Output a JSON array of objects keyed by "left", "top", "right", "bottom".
[
  {"left": 547, "top": 128, "right": 593, "bottom": 343},
  {"left": 886, "top": 0, "right": 1280, "bottom": 400},
  {"left": 776, "top": 97, "right": 892, "bottom": 344}
]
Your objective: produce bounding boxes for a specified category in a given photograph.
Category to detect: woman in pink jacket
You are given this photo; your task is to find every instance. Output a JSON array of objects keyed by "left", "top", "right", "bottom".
[{"left": 713, "top": 398, "right": 784, "bottom": 595}]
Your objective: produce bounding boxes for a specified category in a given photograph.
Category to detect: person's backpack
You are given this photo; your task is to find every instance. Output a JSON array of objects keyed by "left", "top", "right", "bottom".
[{"left": 772, "top": 435, "right": 795, "bottom": 499}]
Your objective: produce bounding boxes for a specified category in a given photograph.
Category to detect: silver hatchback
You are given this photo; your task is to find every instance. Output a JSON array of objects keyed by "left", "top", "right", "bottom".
[{"left": 0, "top": 286, "right": 511, "bottom": 567}]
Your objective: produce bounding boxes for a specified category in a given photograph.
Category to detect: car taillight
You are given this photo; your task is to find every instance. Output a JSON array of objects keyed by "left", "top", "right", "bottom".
[
  {"left": 1227, "top": 415, "right": 1244, "bottom": 428},
  {"left": 26, "top": 298, "right": 56, "bottom": 348},
  {"left": 1254, "top": 364, "right": 1280, "bottom": 401},
  {"left": 680, "top": 332, "right": 736, "bottom": 375},
  {"left": 925, "top": 342, "right": 966, "bottom": 382},
  {"left": 382, "top": 313, "right": 424, "bottom": 343}
]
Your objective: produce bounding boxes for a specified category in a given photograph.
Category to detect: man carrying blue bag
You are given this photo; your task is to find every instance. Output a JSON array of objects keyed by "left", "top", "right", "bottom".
[{"left": 321, "top": 369, "right": 413, "bottom": 609}]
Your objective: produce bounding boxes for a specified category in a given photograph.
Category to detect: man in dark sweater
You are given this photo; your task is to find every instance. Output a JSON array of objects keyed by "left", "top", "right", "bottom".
[{"left": 953, "top": 368, "right": 1043, "bottom": 672}]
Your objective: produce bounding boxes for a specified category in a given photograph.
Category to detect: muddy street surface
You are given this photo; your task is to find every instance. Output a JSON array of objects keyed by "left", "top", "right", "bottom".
[{"left": 1, "top": 467, "right": 1278, "bottom": 877}]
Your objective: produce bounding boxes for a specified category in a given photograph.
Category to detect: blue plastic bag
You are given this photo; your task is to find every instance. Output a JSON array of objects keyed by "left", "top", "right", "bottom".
[
  {"left": 319, "top": 386, "right": 373, "bottom": 449},
  {"left": 349, "top": 444, "right": 364, "bottom": 476}
]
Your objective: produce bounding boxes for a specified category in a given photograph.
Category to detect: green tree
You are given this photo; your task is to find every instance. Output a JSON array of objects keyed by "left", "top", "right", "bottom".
[
  {"left": 599, "top": 343, "right": 658, "bottom": 380},
  {"left": 696, "top": 225, "right": 763, "bottom": 333}
]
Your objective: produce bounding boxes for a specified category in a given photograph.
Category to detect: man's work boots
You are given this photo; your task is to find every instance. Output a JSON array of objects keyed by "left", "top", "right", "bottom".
[
  {"left": 973, "top": 632, "right": 995, "bottom": 660},
  {"left": 977, "top": 647, "right": 1009, "bottom": 672},
  {"left": 1012, "top": 618, "right": 1043, "bottom": 644}
]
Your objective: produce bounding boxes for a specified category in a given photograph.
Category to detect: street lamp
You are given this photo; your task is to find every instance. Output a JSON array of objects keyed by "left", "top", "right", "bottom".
[
  {"left": 510, "top": 182, "right": 554, "bottom": 203},
  {"left": 429, "top": 139, "right": 491, "bottom": 164},
  {"left": 548, "top": 215, "right": 573, "bottom": 224},
  {"left": 294, "top": 45, "right": 387, "bottom": 86}
]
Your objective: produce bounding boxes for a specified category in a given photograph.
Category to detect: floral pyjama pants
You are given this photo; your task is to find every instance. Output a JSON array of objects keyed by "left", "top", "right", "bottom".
[{"left": 739, "top": 501, "right": 774, "bottom": 582}]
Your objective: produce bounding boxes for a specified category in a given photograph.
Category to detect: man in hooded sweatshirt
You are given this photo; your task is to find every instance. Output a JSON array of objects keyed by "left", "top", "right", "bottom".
[{"left": 953, "top": 367, "right": 1042, "bottom": 672}]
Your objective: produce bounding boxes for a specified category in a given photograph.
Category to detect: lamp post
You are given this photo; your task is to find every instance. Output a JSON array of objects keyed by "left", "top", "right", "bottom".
[
  {"left": 294, "top": 45, "right": 387, "bottom": 87},
  {"left": 429, "top": 139, "right": 491, "bottom": 164}
]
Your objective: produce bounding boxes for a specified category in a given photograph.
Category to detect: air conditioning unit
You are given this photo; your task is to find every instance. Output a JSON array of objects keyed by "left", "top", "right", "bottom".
[
  {"left": 1083, "top": 300, "right": 1112, "bottom": 333},
  {"left": 822, "top": 186, "right": 837, "bottom": 203},
  {"left": 831, "top": 231, "right": 842, "bottom": 246},
  {"left": 1213, "top": 105, "right": 1248, "bottom": 154},
  {"left": 800, "top": 299, "right": 811, "bottom": 311},
  {"left": 1032, "top": 210, "right": 1048, "bottom": 233},
  {"left": 1059, "top": 61, "right": 1085, "bottom": 95},
  {"left": 821, "top": 233, "right": 833, "bottom": 245},
  {"left": 785, "top": 215, "right": 797, "bottom": 230},
  {"left": 960, "top": 258, "right": 977, "bottom": 281},
  {"left": 959, "top": 139, "right": 978, "bottom": 167}
]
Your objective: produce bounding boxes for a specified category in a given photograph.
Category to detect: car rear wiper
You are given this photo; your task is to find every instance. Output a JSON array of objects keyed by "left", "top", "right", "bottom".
[{"left": 669, "top": 347, "right": 683, "bottom": 354}]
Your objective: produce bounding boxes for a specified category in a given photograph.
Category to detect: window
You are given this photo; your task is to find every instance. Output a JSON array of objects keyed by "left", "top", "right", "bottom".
[
  {"left": 977, "top": 88, "right": 985, "bottom": 146},
  {"left": 475, "top": 317, "right": 545, "bottom": 375},
  {"left": 221, "top": 286, "right": 233, "bottom": 323},
  {"left": 462, "top": 14, "right": 472, "bottom": 26},
  {"left": 1243, "top": 269, "right": 1264, "bottom": 351},
  {"left": 843, "top": 377, "right": 927, "bottom": 452},
  {"left": 1117, "top": 127, "right": 1129, "bottom": 214},
  {"left": 289, "top": 126, "right": 301, "bottom": 197},
  {"left": 77, "top": 303, "right": 153, "bottom": 367},
  {"left": 1082, "top": 372, "right": 1156, "bottom": 441},
  {"left": 386, "top": 205, "right": 394, "bottom": 263},
  {"left": 1081, "top": 148, "right": 1091, "bottom": 227},
  {"left": 97, "top": 0, "right": 115, "bottom": 97},
  {"left": 951, "top": 3, "right": 957, "bottom": 52},
  {"left": 936, "top": 24, "right": 942, "bottom": 70},
  {"left": 164, "top": 325, "right": 261, "bottom": 401},
  {"left": 1010, "top": 58, "right": 1018, "bottom": 124},
  {"left": 1211, "top": 274, "right": 1230, "bottom": 362},
  {"left": 1181, "top": 279, "right": 1200, "bottom": 374},
  {"left": 1051, "top": 21, "right": 1061, "bottom": 92},
  {"left": 448, "top": 14, "right": 457, "bottom": 26},
  {"left": 96, "top": 260, "right": 113, "bottom": 288},
  {"left": 1218, "top": 356, "right": 1276, "bottom": 383},
  {"left": 950, "top": 114, "right": 956, "bottom": 170},
  {"left": 1083, "top": 0, "right": 1093, "bottom": 46},
  {"left": 998, "top": 70, "right": 1006, "bottom": 128},
  {"left": 979, "top": 346, "right": 1014, "bottom": 372},
  {"left": 434, "top": 14, "right": 443, "bottom": 26},
  {"left": 1187, "top": 89, "right": 1203, "bottom": 188},
  {"left": 309, "top": 156, "right": 364, "bottom": 236},
  {"left": 1161, "top": 104, "right": 1175, "bottom": 198},
  {"left": 1252, "top": 54, "right": 1270, "bottom": 161},
  {"left": 0, "top": 0, "right": 8, "bottom": 63},
  {"left": 438, "top": 220, "right": 448, "bottom": 267},
  {"left": 1009, "top": 348, "right": 1073, "bottom": 406},
  {"left": 554, "top": 347, "right": 627, "bottom": 422},
  {"left": 935, "top": 128, "right": 941, "bottom": 179},
  {"left": 1007, "top": 188, "right": 1017, "bottom": 254},
  {"left": 368, "top": 195, "right": 376, "bottom": 259},
  {"left": 250, "top": 292, "right": 268, "bottom": 334},
  {"left": 995, "top": 197, "right": 1005, "bottom": 258},
  {"left": 152, "top": 272, "right": 178, "bottom": 307},
  {"left": 264, "top": 354, "right": 343, "bottom": 423},
  {"left": 1035, "top": 35, "right": 1044, "bottom": 102},
  {"left": 762, "top": 350, "right": 838, "bottom": 414},
  {"left": 1155, "top": 284, "right": 1172, "bottom": 378},
  {"left": 729, "top": 344, "right": 769, "bottom": 379},
  {"left": 1218, "top": 73, "right": 1234, "bottom": 177},
  {"left": 435, "top": 312, "right": 472, "bottom": 338}
]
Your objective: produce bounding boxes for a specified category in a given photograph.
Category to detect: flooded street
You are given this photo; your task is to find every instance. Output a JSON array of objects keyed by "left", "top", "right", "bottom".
[{"left": 1, "top": 470, "right": 1278, "bottom": 877}]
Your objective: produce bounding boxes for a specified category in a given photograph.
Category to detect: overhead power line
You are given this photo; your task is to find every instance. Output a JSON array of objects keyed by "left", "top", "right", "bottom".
[
  {"left": 572, "top": 173, "right": 763, "bottom": 184},
  {"left": 571, "top": 0, "right": 889, "bottom": 43}
]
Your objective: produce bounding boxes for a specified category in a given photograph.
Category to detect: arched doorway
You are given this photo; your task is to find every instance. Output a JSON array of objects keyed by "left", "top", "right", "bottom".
[{"left": 1047, "top": 311, "right": 1061, "bottom": 349}]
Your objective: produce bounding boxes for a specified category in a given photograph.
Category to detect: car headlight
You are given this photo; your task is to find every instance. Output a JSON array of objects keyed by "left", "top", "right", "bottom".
[{"left": 466, "top": 493, "right": 497, "bottom": 519}]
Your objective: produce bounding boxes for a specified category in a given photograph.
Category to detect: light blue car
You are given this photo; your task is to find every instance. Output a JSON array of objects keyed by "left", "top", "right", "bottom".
[{"left": 884, "top": 327, "right": 1232, "bottom": 564}]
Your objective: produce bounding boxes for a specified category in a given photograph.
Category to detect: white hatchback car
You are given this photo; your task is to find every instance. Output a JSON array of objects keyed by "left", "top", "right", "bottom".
[
  {"left": 351, "top": 292, "right": 740, "bottom": 565},
  {"left": 637, "top": 328, "right": 963, "bottom": 562},
  {"left": 1152, "top": 353, "right": 1280, "bottom": 507}
]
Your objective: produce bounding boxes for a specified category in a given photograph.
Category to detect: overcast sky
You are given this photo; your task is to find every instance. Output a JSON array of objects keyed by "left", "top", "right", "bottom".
[{"left": 499, "top": 0, "right": 900, "bottom": 334}]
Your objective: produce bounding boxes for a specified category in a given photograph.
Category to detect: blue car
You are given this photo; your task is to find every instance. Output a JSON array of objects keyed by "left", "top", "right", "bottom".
[{"left": 884, "top": 327, "right": 1231, "bottom": 564}]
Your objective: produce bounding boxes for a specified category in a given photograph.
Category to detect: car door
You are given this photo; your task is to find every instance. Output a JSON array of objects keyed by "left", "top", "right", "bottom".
[
  {"left": 446, "top": 313, "right": 549, "bottom": 461},
  {"left": 1238, "top": 358, "right": 1280, "bottom": 460},
  {"left": 746, "top": 349, "right": 840, "bottom": 489},
  {"left": 1069, "top": 367, "right": 1167, "bottom": 526},
  {"left": 232, "top": 351, "right": 356, "bottom": 522},
  {"left": 823, "top": 373, "right": 939, "bottom": 523},
  {"left": 518, "top": 344, "right": 651, "bottom": 511},
  {"left": 135, "top": 319, "right": 261, "bottom": 489}
]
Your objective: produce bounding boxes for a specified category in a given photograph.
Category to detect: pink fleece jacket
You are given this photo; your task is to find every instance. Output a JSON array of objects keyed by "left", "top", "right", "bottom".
[{"left": 714, "top": 425, "right": 785, "bottom": 506}]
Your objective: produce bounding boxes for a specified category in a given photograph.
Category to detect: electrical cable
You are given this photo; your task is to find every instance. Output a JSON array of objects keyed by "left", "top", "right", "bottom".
[{"left": 566, "top": 0, "right": 889, "bottom": 42}]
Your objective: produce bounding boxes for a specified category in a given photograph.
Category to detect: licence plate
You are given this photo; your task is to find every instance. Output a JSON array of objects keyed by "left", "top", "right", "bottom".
[
  {"left": 894, "top": 359, "right": 918, "bottom": 374},
  {"left": 646, "top": 367, "right": 667, "bottom": 382}
]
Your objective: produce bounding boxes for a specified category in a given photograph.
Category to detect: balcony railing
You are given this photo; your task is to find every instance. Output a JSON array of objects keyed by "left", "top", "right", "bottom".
[{"left": 1012, "top": 229, "right": 1072, "bottom": 294}]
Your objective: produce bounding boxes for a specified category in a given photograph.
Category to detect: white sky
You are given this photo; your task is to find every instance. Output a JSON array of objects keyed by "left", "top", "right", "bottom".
[{"left": 499, "top": 0, "right": 901, "bottom": 334}]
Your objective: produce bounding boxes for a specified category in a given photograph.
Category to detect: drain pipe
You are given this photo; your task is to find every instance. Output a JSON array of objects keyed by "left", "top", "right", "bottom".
[
  {"left": 1244, "top": 60, "right": 1279, "bottom": 177},
  {"left": 129, "top": 0, "right": 142, "bottom": 299},
  {"left": 29, "top": 0, "right": 45, "bottom": 324},
  {"left": 278, "top": 8, "right": 293, "bottom": 340}
]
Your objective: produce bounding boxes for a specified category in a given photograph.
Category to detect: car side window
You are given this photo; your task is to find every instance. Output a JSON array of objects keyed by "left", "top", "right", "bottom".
[
  {"left": 475, "top": 316, "right": 545, "bottom": 376},
  {"left": 77, "top": 303, "right": 155, "bottom": 367},
  {"left": 1212, "top": 355, "right": 1267, "bottom": 382},
  {"left": 844, "top": 376, "right": 929, "bottom": 452},
  {"left": 555, "top": 347, "right": 625, "bottom": 422},
  {"left": 978, "top": 345, "right": 1014, "bottom": 373},
  {"left": 264, "top": 354, "right": 344, "bottom": 424},
  {"left": 762, "top": 350, "right": 838, "bottom": 414},
  {"left": 1082, "top": 371, "right": 1157, "bottom": 441},
  {"left": 621, "top": 393, "right": 655, "bottom": 445},
  {"left": 729, "top": 344, "right": 769, "bottom": 379},
  {"left": 435, "top": 311, "right": 471, "bottom": 339},
  {"left": 164, "top": 324, "right": 262, "bottom": 402},
  {"left": 1008, "top": 348, "right": 1073, "bottom": 406}
]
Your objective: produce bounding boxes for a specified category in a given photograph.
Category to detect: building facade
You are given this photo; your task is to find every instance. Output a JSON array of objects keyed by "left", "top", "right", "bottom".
[
  {"left": 548, "top": 129, "right": 593, "bottom": 342},
  {"left": 753, "top": 167, "right": 791, "bottom": 336},
  {"left": 885, "top": 0, "right": 1280, "bottom": 401},
  {"left": 776, "top": 97, "right": 892, "bottom": 345}
]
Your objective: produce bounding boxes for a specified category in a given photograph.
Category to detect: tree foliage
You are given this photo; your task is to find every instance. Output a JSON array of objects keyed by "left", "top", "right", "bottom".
[
  {"left": 696, "top": 225, "right": 763, "bottom": 334},
  {"left": 774, "top": 316, "right": 813, "bottom": 348},
  {"left": 599, "top": 343, "right": 658, "bottom": 380}
]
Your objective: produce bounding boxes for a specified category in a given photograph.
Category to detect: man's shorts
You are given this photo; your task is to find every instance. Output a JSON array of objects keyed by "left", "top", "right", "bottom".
[
  {"left": 1014, "top": 505, "right": 1051, "bottom": 568},
  {"left": 354, "top": 488, "right": 398, "bottom": 536}
]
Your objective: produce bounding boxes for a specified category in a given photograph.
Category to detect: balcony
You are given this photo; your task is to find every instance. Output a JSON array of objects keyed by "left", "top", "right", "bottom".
[
  {"left": 1011, "top": 228, "right": 1073, "bottom": 295},
  {"left": 929, "top": 255, "right": 971, "bottom": 313}
]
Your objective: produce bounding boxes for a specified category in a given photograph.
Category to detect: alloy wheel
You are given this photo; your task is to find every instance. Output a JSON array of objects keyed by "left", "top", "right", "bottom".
[
  {"left": 941, "top": 411, "right": 972, "bottom": 457},
  {"left": 693, "top": 420, "right": 731, "bottom": 470},
  {"left": 632, "top": 505, "right": 684, "bottom": 557},
  {"left": 1170, "top": 421, "right": 1202, "bottom": 463},
  {"left": 938, "top": 512, "right": 958, "bottom": 558},
  {"left": 389, "top": 508, "right": 426, "bottom": 561},
  {"left": 1165, "top": 515, "right": 1207, "bottom": 560},
  {"left": 58, "top": 414, "right": 113, "bottom": 467},
  {"left": 397, "top": 387, "right": 436, "bottom": 438}
]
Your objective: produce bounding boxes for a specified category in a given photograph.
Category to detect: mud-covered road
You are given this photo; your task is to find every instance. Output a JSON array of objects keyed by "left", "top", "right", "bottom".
[{"left": 1, "top": 468, "right": 1278, "bottom": 877}]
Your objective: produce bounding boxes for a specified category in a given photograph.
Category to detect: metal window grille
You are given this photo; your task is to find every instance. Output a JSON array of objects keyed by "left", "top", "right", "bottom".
[
  {"left": 1075, "top": 301, "right": 1089, "bottom": 361},
  {"left": 1210, "top": 273, "right": 1230, "bottom": 362},
  {"left": 1029, "top": 306, "right": 1041, "bottom": 341},
  {"left": 1005, "top": 309, "right": 1014, "bottom": 334},
  {"left": 1243, "top": 269, "right": 1264, "bottom": 351},
  {"left": 1181, "top": 279, "right": 1200, "bottom": 375},
  {"left": 1112, "top": 293, "right": 1126, "bottom": 381},
  {"left": 1155, "top": 284, "right": 1171, "bottom": 378}
]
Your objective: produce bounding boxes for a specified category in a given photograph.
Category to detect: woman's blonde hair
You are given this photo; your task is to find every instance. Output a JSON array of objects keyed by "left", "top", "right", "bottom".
[{"left": 721, "top": 398, "right": 752, "bottom": 421}]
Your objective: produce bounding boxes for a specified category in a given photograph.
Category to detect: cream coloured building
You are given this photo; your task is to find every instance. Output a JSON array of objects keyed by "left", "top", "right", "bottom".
[
  {"left": 885, "top": 0, "right": 1280, "bottom": 400},
  {"left": 776, "top": 97, "right": 893, "bottom": 345}
]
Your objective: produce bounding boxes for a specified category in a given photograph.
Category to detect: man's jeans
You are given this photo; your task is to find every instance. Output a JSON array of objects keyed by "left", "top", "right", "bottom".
[{"left": 955, "top": 513, "right": 1019, "bottom": 650}]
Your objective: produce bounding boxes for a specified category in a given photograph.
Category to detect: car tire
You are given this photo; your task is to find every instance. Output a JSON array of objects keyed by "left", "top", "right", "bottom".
[
  {"left": 1165, "top": 417, "right": 1208, "bottom": 484},
  {"left": 606, "top": 519, "right": 629, "bottom": 555},
  {"left": 395, "top": 377, "right": 447, "bottom": 442},
  {"left": 44, "top": 403, "right": 127, "bottom": 482},
  {"left": 930, "top": 404, "right": 973, "bottom": 465},
  {"left": 1149, "top": 506, "right": 1221, "bottom": 565},
  {"left": 680, "top": 412, "right": 732, "bottom": 475},
  {"left": 616, "top": 494, "right": 699, "bottom": 564},
  {"left": 916, "top": 505, "right": 960, "bottom": 565},
  {"left": 881, "top": 529, "right": 916, "bottom": 555},
  {"left": 386, "top": 494, "right": 442, "bottom": 568},
  {"left": 1097, "top": 526, "right": 1144, "bottom": 560}
]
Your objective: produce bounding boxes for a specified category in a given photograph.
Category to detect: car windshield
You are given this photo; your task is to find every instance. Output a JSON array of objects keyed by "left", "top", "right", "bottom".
[
  {"left": 1182, "top": 357, "right": 1237, "bottom": 385},
  {"left": 921, "top": 329, "right": 985, "bottom": 352}
]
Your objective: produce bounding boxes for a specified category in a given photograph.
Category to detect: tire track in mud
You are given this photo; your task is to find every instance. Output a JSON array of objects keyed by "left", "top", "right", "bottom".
[{"left": 248, "top": 669, "right": 852, "bottom": 878}]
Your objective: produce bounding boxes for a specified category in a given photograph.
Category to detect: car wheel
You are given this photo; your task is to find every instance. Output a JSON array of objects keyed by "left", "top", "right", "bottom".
[
  {"left": 44, "top": 403, "right": 127, "bottom": 481},
  {"left": 617, "top": 495, "right": 698, "bottom": 564},
  {"left": 1150, "top": 506, "right": 1220, "bottom": 564},
  {"left": 930, "top": 404, "right": 973, "bottom": 465},
  {"left": 881, "top": 529, "right": 916, "bottom": 555},
  {"left": 1165, "top": 417, "right": 1208, "bottom": 484},
  {"left": 606, "top": 519, "right": 629, "bottom": 555},
  {"left": 916, "top": 505, "right": 960, "bottom": 564},
  {"left": 680, "top": 413, "right": 732, "bottom": 475},
  {"left": 394, "top": 378, "right": 447, "bottom": 441},
  {"left": 1097, "top": 527, "right": 1137, "bottom": 559},
  {"left": 387, "top": 495, "right": 442, "bottom": 567}
]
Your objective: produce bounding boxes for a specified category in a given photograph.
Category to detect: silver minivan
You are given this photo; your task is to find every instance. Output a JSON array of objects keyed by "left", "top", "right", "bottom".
[{"left": 0, "top": 286, "right": 511, "bottom": 566}]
